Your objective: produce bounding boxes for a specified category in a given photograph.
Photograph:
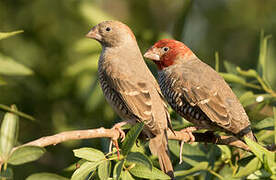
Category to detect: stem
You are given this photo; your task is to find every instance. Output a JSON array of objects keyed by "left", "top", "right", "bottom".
[
  {"left": 242, "top": 82, "right": 262, "bottom": 90},
  {"left": 0, "top": 104, "right": 35, "bottom": 121},
  {"left": 208, "top": 168, "right": 224, "bottom": 180},
  {"left": 273, "top": 107, "right": 276, "bottom": 144},
  {"left": 3, "top": 163, "right": 7, "bottom": 171},
  {"left": 125, "top": 163, "right": 135, "bottom": 171},
  {"left": 215, "top": 52, "right": 219, "bottom": 72},
  {"left": 256, "top": 74, "right": 276, "bottom": 98}
]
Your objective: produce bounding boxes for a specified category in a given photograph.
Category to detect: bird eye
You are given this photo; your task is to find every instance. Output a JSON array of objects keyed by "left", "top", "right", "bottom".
[
  {"left": 163, "top": 47, "right": 169, "bottom": 52},
  {"left": 105, "top": 27, "right": 111, "bottom": 32}
]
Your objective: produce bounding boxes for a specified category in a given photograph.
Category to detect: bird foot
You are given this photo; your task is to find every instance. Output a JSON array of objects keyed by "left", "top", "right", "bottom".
[
  {"left": 112, "top": 121, "right": 127, "bottom": 141},
  {"left": 179, "top": 126, "right": 199, "bottom": 164},
  {"left": 108, "top": 122, "right": 128, "bottom": 159},
  {"left": 180, "top": 126, "right": 198, "bottom": 143}
]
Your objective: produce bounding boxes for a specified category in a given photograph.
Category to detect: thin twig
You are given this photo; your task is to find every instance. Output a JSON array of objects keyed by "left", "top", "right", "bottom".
[
  {"left": 0, "top": 104, "right": 35, "bottom": 121},
  {"left": 12, "top": 127, "right": 251, "bottom": 153}
]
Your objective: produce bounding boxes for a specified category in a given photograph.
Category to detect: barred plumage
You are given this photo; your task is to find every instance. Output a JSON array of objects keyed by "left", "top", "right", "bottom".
[
  {"left": 158, "top": 70, "right": 216, "bottom": 129},
  {"left": 98, "top": 62, "right": 134, "bottom": 120}
]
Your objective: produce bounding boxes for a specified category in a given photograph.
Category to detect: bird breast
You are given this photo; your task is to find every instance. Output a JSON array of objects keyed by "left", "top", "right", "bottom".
[{"left": 98, "top": 60, "right": 132, "bottom": 120}]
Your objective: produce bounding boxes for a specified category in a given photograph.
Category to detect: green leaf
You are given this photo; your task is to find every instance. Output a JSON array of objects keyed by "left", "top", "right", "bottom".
[
  {"left": 236, "top": 67, "right": 258, "bottom": 77},
  {"left": 247, "top": 169, "right": 272, "bottom": 179},
  {"left": 122, "top": 122, "right": 144, "bottom": 156},
  {"left": 255, "top": 117, "right": 274, "bottom": 130},
  {"left": 126, "top": 152, "right": 152, "bottom": 170},
  {"left": 245, "top": 138, "right": 271, "bottom": 163},
  {"left": 174, "top": 162, "right": 209, "bottom": 177},
  {"left": 26, "top": 173, "right": 68, "bottom": 180},
  {"left": 0, "top": 167, "right": 13, "bottom": 179},
  {"left": 235, "top": 157, "right": 262, "bottom": 177},
  {"left": 245, "top": 138, "right": 275, "bottom": 173},
  {"left": 71, "top": 161, "right": 102, "bottom": 180},
  {"left": 0, "top": 53, "right": 33, "bottom": 76},
  {"left": 0, "top": 105, "right": 19, "bottom": 159},
  {"left": 121, "top": 170, "right": 135, "bottom": 180},
  {"left": 220, "top": 73, "right": 246, "bottom": 84},
  {"left": 0, "top": 104, "right": 35, "bottom": 121},
  {"left": 239, "top": 91, "right": 256, "bottom": 107},
  {"left": 257, "top": 30, "right": 272, "bottom": 80},
  {"left": 113, "top": 160, "right": 124, "bottom": 180},
  {"left": 73, "top": 147, "right": 105, "bottom": 162},
  {"left": 129, "top": 163, "right": 170, "bottom": 179},
  {"left": 98, "top": 160, "right": 110, "bottom": 180},
  {"left": 224, "top": 60, "right": 237, "bottom": 74},
  {"left": 168, "top": 140, "right": 207, "bottom": 166},
  {"left": 218, "top": 165, "right": 240, "bottom": 180},
  {"left": 0, "top": 30, "right": 23, "bottom": 40},
  {"left": 218, "top": 145, "right": 231, "bottom": 162},
  {"left": 63, "top": 159, "right": 87, "bottom": 172},
  {"left": 8, "top": 146, "right": 46, "bottom": 165}
]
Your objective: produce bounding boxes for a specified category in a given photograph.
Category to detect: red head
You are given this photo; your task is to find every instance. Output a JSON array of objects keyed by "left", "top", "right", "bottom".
[{"left": 144, "top": 39, "right": 194, "bottom": 70}]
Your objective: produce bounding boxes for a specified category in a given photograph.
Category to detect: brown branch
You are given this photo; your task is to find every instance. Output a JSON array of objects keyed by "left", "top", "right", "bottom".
[
  {"left": 12, "top": 127, "right": 250, "bottom": 152},
  {"left": 12, "top": 128, "right": 120, "bottom": 153},
  {"left": 167, "top": 131, "right": 250, "bottom": 151}
]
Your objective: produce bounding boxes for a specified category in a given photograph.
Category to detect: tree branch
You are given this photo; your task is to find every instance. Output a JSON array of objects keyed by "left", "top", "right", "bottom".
[
  {"left": 13, "top": 127, "right": 250, "bottom": 152},
  {"left": 167, "top": 130, "right": 250, "bottom": 151}
]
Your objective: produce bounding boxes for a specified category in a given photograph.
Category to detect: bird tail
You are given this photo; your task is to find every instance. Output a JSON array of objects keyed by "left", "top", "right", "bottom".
[{"left": 149, "top": 130, "right": 174, "bottom": 179}]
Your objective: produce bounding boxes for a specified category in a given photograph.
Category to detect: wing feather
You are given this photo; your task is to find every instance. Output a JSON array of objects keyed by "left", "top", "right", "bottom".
[
  {"left": 172, "top": 61, "right": 232, "bottom": 127},
  {"left": 111, "top": 77, "right": 153, "bottom": 123}
]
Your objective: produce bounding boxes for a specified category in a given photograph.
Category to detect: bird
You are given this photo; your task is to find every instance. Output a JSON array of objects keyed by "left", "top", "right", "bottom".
[
  {"left": 86, "top": 21, "right": 174, "bottom": 178},
  {"left": 144, "top": 39, "right": 256, "bottom": 143}
]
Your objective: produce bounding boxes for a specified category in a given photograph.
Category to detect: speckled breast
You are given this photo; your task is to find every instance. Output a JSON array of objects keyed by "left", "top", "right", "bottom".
[
  {"left": 98, "top": 62, "right": 133, "bottom": 120},
  {"left": 158, "top": 70, "right": 216, "bottom": 129}
]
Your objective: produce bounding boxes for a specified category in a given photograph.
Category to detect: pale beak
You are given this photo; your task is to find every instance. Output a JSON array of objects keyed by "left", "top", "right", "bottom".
[
  {"left": 144, "top": 50, "right": 160, "bottom": 61},
  {"left": 86, "top": 26, "right": 102, "bottom": 41}
]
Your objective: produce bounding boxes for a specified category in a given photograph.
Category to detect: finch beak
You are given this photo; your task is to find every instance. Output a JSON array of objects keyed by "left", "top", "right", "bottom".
[
  {"left": 86, "top": 26, "right": 102, "bottom": 41},
  {"left": 144, "top": 50, "right": 160, "bottom": 61}
]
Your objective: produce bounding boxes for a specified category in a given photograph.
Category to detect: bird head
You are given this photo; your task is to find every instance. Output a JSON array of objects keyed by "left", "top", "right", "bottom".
[
  {"left": 86, "top": 20, "right": 136, "bottom": 47},
  {"left": 144, "top": 39, "right": 195, "bottom": 70}
]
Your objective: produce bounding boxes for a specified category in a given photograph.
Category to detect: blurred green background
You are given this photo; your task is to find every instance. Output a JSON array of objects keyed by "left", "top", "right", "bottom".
[{"left": 0, "top": 0, "right": 276, "bottom": 179}]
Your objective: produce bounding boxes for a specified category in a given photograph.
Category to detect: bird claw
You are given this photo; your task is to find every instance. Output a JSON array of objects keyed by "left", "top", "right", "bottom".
[
  {"left": 180, "top": 126, "right": 198, "bottom": 143},
  {"left": 112, "top": 139, "right": 120, "bottom": 159},
  {"left": 116, "top": 127, "right": 126, "bottom": 142},
  {"left": 112, "top": 122, "right": 126, "bottom": 142},
  {"left": 179, "top": 126, "right": 199, "bottom": 164},
  {"left": 108, "top": 122, "right": 127, "bottom": 159}
]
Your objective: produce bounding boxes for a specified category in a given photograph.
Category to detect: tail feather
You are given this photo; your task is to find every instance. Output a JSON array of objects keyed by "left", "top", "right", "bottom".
[{"left": 149, "top": 131, "right": 174, "bottom": 179}]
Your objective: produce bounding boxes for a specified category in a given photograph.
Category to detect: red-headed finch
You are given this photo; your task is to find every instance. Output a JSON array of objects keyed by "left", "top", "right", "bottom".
[
  {"left": 144, "top": 39, "right": 256, "bottom": 142},
  {"left": 86, "top": 21, "right": 174, "bottom": 178}
]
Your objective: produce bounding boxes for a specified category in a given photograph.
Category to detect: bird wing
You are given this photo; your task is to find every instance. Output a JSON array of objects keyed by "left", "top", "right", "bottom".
[
  {"left": 173, "top": 61, "right": 232, "bottom": 127},
  {"left": 108, "top": 76, "right": 154, "bottom": 124}
]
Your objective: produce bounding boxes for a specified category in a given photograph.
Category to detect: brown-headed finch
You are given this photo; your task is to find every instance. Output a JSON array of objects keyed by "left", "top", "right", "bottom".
[
  {"left": 144, "top": 39, "right": 256, "bottom": 142},
  {"left": 86, "top": 21, "right": 174, "bottom": 178}
]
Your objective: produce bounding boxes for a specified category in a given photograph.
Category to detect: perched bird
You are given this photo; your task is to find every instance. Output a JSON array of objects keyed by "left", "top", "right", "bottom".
[
  {"left": 86, "top": 21, "right": 174, "bottom": 178},
  {"left": 144, "top": 39, "right": 256, "bottom": 142}
]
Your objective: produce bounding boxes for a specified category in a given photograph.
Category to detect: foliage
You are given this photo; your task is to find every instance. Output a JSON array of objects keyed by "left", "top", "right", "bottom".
[{"left": 0, "top": 0, "right": 276, "bottom": 179}]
